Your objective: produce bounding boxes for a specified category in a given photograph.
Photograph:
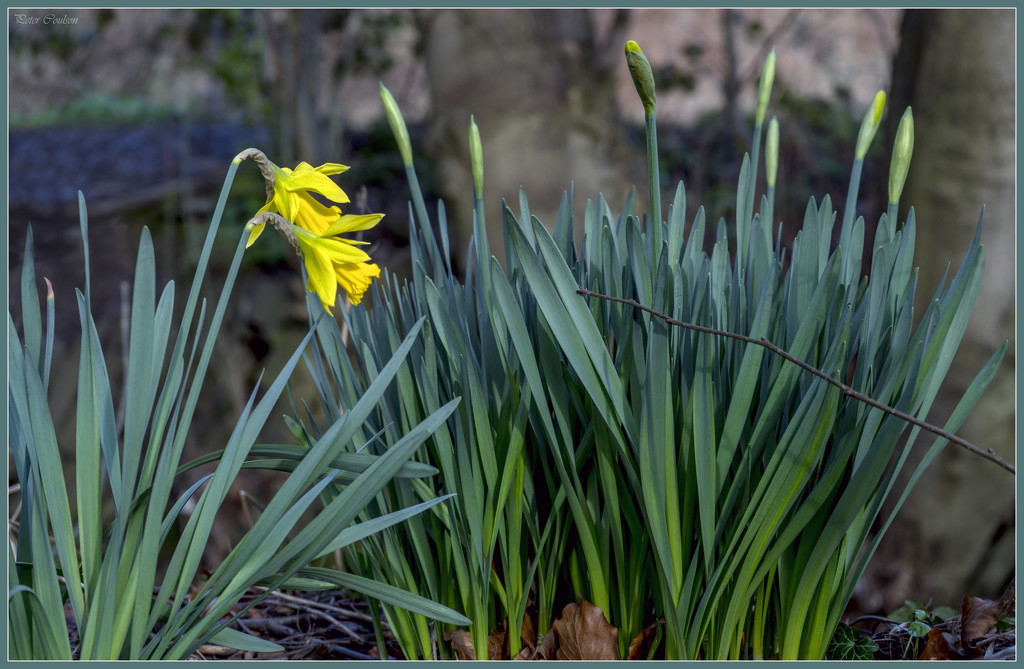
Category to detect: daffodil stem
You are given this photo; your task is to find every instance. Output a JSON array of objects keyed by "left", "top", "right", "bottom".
[
  {"left": 577, "top": 288, "right": 1015, "bottom": 475},
  {"left": 841, "top": 158, "right": 864, "bottom": 236},
  {"left": 645, "top": 110, "right": 662, "bottom": 259},
  {"left": 173, "top": 156, "right": 244, "bottom": 359},
  {"left": 739, "top": 122, "right": 763, "bottom": 274},
  {"left": 885, "top": 201, "right": 899, "bottom": 238},
  {"left": 839, "top": 158, "right": 864, "bottom": 282},
  {"left": 473, "top": 193, "right": 490, "bottom": 295},
  {"left": 405, "top": 164, "right": 432, "bottom": 234}
]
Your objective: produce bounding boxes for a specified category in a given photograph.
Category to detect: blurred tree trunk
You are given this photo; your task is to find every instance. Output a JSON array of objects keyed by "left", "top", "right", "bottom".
[
  {"left": 417, "top": 9, "right": 642, "bottom": 269},
  {"left": 865, "top": 8, "right": 1015, "bottom": 612},
  {"left": 260, "top": 10, "right": 324, "bottom": 165}
]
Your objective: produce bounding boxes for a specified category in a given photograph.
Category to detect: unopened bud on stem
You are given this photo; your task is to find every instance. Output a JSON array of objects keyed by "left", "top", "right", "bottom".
[
  {"left": 765, "top": 116, "right": 780, "bottom": 188},
  {"left": 855, "top": 90, "right": 886, "bottom": 160},
  {"left": 380, "top": 83, "right": 413, "bottom": 167},
  {"left": 625, "top": 40, "right": 656, "bottom": 116},
  {"left": 756, "top": 48, "right": 776, "bottom": 127},
  {"left": 469, "top": 116, "right": 484, "bottom": 200},
  {"left": 888, "top": 108, "right": 914, "bottom": 204}
]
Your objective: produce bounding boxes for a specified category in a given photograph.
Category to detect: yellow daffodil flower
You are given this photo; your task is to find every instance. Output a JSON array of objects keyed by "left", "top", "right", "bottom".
[
  {"left": 247, "top": 160, "right": 351, "bottom": 247},
  {"left": 243, "top": 153, "right": 384, "bottom": 312},
  {"left": 294, "top": 224, "right": 381, "bottom": 312}
]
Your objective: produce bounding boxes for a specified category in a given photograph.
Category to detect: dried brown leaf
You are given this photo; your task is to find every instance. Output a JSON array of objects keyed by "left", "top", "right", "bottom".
[
  {"left": 532, "top": 629, "right": 558, "bottom": 660},
  {"left": 627, "top": 621, "right": 659, "bottom": 660},
  {"left": 444, "top": 624, "right": 508, "bottom": 660},
  {"left": 488, "top": 621, "right": 509, "bottom": 660},
  {"left": 961, "top": 596, "right": 1000, "bottom": 656},
  {"left": 444, "top": 630, "right": 476, "bottom": 660},
  {"left": 513, "top": 646, "right": 533, "bottom": 660},
  {"left": 920, "top": 628, "right": 961, "bottom": 660},
  {"left": 552, "top": 601, "right": 620, "bottom": 660}
]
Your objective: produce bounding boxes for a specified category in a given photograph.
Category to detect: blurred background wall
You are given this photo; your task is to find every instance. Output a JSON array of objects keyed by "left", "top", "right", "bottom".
[{"left": 7, "top": 7, "right": 1014, "bottom": 615}]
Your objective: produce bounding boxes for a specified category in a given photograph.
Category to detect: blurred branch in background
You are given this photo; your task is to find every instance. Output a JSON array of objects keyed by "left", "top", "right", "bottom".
[{"left": 255, "top": 9, "right": 409, "bottom": 165}]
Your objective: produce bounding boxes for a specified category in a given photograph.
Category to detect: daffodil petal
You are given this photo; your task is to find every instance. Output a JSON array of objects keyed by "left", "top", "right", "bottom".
[
  {"left": 323, "top": 213, "right": 384, "bottom": 236},
  {"left": 293, "top": 194, "right": 343, "bottom": 235},
  {"left": 295, "top": 161, "right": 350, "bottom": 176},
  {"left": 246, "top": 223, "right": 265, "bottom": 248},
  {"left": 298, "top": 230, "right": 372, "bottom": 263},
  {"left": 298, "top": 237, "right": 339, "bottom": 313},
  {"left": 288, "top": 161, "right": 350, "bottom": 177},
  {"left": 279, "top": 170, "right": 350, "bottom": 205},
  {"left": 246, "top": 200, "right": 277, "bottom": 247},
  {"left": 317, "top": 163, "right": 349, "bottom": 176},
  {"left": 269, "top": 178, "right": 299, "bottom": 222}
]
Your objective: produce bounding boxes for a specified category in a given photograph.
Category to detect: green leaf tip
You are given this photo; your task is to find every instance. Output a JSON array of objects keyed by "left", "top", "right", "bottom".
[
  {"left": 380, "top": 82, "right": 413, "bottom": 167},
  {"left": 888, "top": 107, "right": 914, "bottom": 204},
  {"left": 855, "top": 90, "right": 886, "bottom": 160},
  {"left": 625, "top": 39, "right": 656, "bottom": 115}
]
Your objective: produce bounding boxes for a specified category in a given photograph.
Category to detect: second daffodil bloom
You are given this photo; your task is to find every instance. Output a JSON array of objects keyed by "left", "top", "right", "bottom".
[
  {"left": 293, "top": 221, "right": 382, "bottom": 312},
  {"left": 244, "top": 152, "right": 384, "bottom": 312}
]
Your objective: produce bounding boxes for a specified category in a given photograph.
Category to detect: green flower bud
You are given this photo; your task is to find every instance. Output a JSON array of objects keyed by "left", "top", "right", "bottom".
[
  {"left": 855, "top": 90, "right": 886, "bottom": 160},
  {"left": 625, "top": 40, "right": 656, "bottom": 116},
  {"left": 888, "top": 108, "right": 914, "bottom": 204},
  {"left": 765, "top": 116, "right": 780, "bottom": 188},
  {"left": 756, "top": 48, "right": 776, "bottom": 126},
  {"left": 469, "top": 115, "right": 483, "bottom": 200},
  {"left": 380, "top": 83, "right": 413, "bottom": 167}
]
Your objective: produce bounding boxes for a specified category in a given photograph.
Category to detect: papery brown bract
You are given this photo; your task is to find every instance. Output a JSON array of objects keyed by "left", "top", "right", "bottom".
[{"left": 552, "top": 601, "right": 620, "bottom": 661}]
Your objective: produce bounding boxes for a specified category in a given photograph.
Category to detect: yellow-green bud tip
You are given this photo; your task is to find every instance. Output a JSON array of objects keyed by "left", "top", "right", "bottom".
[
  {"left": 755, "top": 48, "right": 776, "bottom": 126},
  {"left": 625, "top": 39, "right": 656, "bottom": 116},
  {"left": 469, "top": 115, "right": 484, "bottom": 200},
  {"left": 855, "top": 90, "right": 886, "bottom": 160},
  {"left": 380, "top": 83, "right": 413, "bottom": 167},
  {"left": 870, "top": 90, "right": 886, "bottom": 125},
  {"left": 765, "top": 116, "right": 780, "bottom": 188},
  {"left": 888, "top": 107, "right": 914, "bottom": 204}
]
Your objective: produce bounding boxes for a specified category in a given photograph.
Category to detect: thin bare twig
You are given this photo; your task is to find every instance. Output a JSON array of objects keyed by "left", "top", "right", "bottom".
[
  {"left": 577, "top": 288, "right": 1014, "bottom": 475},
  {"left": 249, "top": 586, "right": 375, "bottom": 624},
  {"left": 305, "top": 607, "right": 367, "bottom": 643}
]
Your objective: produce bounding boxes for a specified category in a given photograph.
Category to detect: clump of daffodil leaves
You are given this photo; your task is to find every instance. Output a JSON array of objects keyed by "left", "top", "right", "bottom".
[{"left": 244, "top": 151, "right": 384, "bottom": 313}]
